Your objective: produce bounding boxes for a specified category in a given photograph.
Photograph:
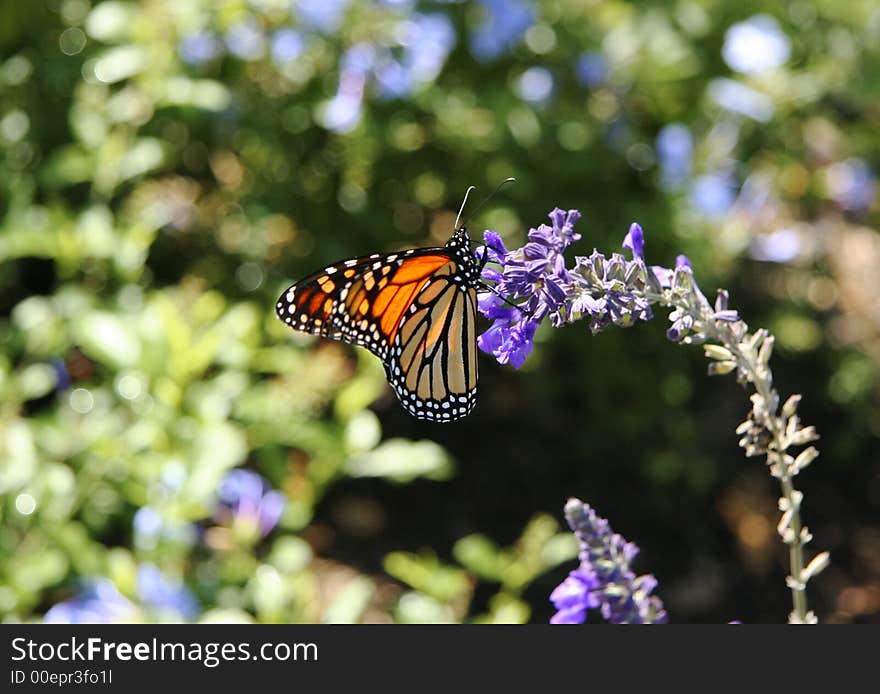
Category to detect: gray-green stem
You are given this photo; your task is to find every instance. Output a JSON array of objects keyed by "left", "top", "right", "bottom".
[{"left": 647, "top": 287, "right": 819, "bottom": 623}]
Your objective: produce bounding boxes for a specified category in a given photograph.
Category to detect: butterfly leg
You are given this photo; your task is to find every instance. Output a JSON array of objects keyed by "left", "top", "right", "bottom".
[{"left": 476, "top": 280, "right": 533, "bottom": 317}]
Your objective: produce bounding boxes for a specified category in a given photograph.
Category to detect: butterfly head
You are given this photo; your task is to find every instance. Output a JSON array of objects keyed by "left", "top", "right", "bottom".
[
  {"left": 446, "top": 225, "right": 475, "bottom": 258},
  {"left": 448, "top": 225, "right": 471, "bottom": 246},
  {"left": 445, "top": 226, "right": 481, "bottom": 280}
]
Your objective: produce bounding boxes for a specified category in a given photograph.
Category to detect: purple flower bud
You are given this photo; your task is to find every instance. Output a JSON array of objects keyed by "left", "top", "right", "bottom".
[
  {"left": 713, "top": 310, "right": 740, "bottom": 322},
  {"left": 622, "top": 223, "right": 645, "bottom": 260},
  {"left": 666, "top": 321, "right": 685, "bottom": 342},
  {"left": 650, "top": 265, "right": 674, "bottom": 289}
]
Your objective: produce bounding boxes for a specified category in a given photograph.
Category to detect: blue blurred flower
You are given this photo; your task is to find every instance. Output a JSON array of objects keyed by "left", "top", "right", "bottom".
[
  {"left": 827, "top": 158, "right": 875, "bottom": 212},
  {"left": 178, "top": 32, "right": 224, "bottom": 66},
  {"left": 605, "top": 119, "right": 634, "bottom": 153},
  {"left": 470, "top": 0, "right": 534, "bottom": 61},
  {"left": 133, "top": 506, "right": 163, "bottom": 547},
  {"left": 321, "top": 44, "right": 374, "bottom": 133},
  {"left": 44, "top": 580, "right": 138, "bottom": 624},
  {"left": 550, "top": 498, "right": 667, "bottom": 624},
  {"left": 341, "top": 41, "right": 375, "bottom": 75},
  {"left": 575, "top": 52, "right": 607, "bottom": 88},
  {"left": 44, "top": 566, "right": 199, "bottom": 624},
  {"left": 735, "top": 173, "right": 772, "bottom": 221},
  {"left": 271, "top": 29, "right": 305, "bottom": 65},
  {"left": 226, "top": 21, "right": 266, "bottom": 61},
  {"left": 708, "top": 78, "right": 774, "bottom": 122},
  {"left": 136, "top": 563, "right": 199, "bottom": 620},
  {"left": 161, "top": 461, "right": 187, "bottom": 492},
  {"left": 295, "top": 0, "right": 350, "bottom": 34},
  {"left": 690, "top": 172, "right": 737, "bottom": 217},
  {"left": 51, "top": 357, "right": 71, "bottom": 392},
  {"left": 749, "top": 228, "right": 801, "bottom": 263},
  {"left": 516, "top": 66, "right": 554, "bottom": 105},
  {"left": 133, "top": 505, "right": 197, "bottom": 550},
  {"left": 379, "top": 0, "right": 416, "bottom": 8},
  {"left": 375, "top": 13, "right": 456, "bottom": 99},
  {"left": 722, "top": 15, "right": 790, "bottom": 75},
  {"left": 216, "top": 469, "right": 285, "bottom": 538},
  {"left": 401, "top": 14, "right": 456, "bottom": 85},
  {"left": 374, "top": 58, "right": 412, "bottom": 99},
  {"left": 323, "top": 94, "right": 363, "bottom": 133},
  {"left": 656, "top": 123, "right": 693, "bottom": 189}
]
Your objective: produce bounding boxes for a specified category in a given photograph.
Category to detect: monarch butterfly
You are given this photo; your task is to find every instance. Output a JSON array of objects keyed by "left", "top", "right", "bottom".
[{"left": 275, "top": 182, "right": 513, "bottom": 422}]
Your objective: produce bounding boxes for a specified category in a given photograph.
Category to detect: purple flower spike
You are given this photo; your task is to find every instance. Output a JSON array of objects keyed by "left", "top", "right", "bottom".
[
  {"left": 477, "top": 208, "right": 582, "bottom": 366},
  {"left": 478, "top": 210, "right": 664, "bottom": 366},
  {"left": 550, "top": 498, "right": 667, "bottom": 624}
]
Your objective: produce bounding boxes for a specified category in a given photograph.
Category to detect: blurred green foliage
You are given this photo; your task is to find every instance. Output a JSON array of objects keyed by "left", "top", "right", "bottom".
[{"left": 1, "top": 0, "right": 879, "bottom": 623}]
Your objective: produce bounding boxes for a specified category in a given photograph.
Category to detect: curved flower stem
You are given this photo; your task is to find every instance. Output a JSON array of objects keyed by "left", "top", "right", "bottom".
[
  {"left": 780, "top": 475, "right": 808, "bottom": 620},
  {"left": 478, "top": 213, "right": 827, "bottom": 622},
  {"left": 721, "top": 323, "right": 810, "bottom": 622},
  {"left": 650, "top": 287, "right": 822, "bottom": 623}
]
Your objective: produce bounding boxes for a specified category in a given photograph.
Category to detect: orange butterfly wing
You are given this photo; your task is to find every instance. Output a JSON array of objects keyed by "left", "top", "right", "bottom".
[
  {"left": 276, "top": 250, "right": 454, "bottom": 360},
  {"left": 276, "top": 228, "right": 481, "bottom": 421}
]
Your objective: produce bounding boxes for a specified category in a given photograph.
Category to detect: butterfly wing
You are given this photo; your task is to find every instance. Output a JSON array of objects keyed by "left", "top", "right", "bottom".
[
  {"left": 386, "top": 278, "right": 479, "bottom": 422},
  {"left": 276, "top": 247, "right": 479, "bottom": 422}
]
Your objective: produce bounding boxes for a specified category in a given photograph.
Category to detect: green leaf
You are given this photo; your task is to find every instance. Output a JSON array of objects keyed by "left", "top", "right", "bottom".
[
  {"left": 383, "top": 551, "right": 470, "bottom": 603},
  {"left": 77, "top": 311, "right": 140, "bottom": 368},
  {"left": 345, "top": 438, "right": 454, "bottom": 483},
  {"left": 322, "top": 576, "right": 375, "bottom": 624}
]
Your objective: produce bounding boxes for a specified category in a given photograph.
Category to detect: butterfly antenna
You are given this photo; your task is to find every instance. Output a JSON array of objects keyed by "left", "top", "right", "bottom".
[
  {"left": 455, "top": 186, "right": 477, "bottom": 230},
  {"left": 459, "top": 177, "right": 516, "bottom": 229}
]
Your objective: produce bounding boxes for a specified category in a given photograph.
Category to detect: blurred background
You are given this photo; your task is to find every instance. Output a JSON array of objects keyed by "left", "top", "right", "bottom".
[{"left": 1, "top": 0, "right": 879, "bottom": 624}]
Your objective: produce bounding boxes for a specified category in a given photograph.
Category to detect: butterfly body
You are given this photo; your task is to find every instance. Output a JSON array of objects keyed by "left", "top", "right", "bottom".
[{"left": 276, "top": 227, "right": 481, "bottom": 421}]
